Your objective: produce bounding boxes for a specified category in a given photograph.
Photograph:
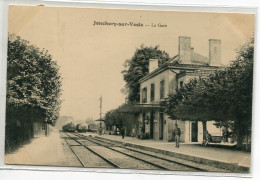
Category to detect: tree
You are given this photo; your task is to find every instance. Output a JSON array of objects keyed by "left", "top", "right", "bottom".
[
  {"left": 223, "top": 38, "right": 254, "bottom": 149},
  {"left": 122, "top": 45, "right": 171, "bottom": 102},
  {"left": 6, "top": 34, "right": 62, "bottom": 150},
  {"left": 104, "top": 109, "right": 123, "bottom": 133},
  {"left": 163, "top": 77, "right": 216, "bottom": 140},
  {"left": 203, "top": 38, "right": 253, "bottom": 148},
  {"left": 104, "top": 103, "right": 139, "bottom": 135}
]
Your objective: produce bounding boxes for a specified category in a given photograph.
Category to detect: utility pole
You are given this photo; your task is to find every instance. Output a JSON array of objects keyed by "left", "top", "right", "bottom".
[{"left": 99, "top": 96, "right": 102, "bottom": 135}]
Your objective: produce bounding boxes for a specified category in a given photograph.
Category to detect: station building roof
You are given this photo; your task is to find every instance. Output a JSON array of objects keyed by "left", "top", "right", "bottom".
[
  {"left": 139, "top": 54, "right": 224, "bottom": 83},
  {"left": 117, "top": 103, "right": 163, "bottom": 113}
]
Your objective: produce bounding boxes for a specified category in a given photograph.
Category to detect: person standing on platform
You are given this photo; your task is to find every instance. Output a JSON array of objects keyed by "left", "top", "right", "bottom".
[
  {"left": 173, "top": 124, "right": 181, "bottom": 148},
  {"left": 131, "top": 128, "right": 136, "bottom": 138},
  {"left": 140, "top": 125, "right": 145, "bottom": 139},
  {"left": 121, "top": 127, "right": 125, "bottom": 139},
  {"left": 98, "top": 127, "right": 102, "bottom": 136}
]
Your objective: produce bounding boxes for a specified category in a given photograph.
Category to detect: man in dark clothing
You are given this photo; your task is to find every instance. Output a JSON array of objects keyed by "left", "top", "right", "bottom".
[
  {"left": 140, "top": 125, "right": 145, "bottom": 139},
  {"left": 121, "top": 127, "right": 125, "bottom": 139},
  {"left": 173, "top": 124, "right": 181, "bottom": 148}
]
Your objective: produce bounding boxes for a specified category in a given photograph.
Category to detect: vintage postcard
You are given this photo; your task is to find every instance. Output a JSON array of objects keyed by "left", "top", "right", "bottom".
[{"left": 5, "top": 5, "right": 254, "bottom": 173}]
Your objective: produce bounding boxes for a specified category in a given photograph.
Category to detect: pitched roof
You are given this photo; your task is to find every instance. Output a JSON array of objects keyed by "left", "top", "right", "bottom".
[
  {"left": 190, "top": 52, "right": 209, "bottom": 65},
  {"left": 165, "top": 51, "right": 209, "bottom": 66},
  {"left": 139, "top": 49, "right": 223, "bottom": 83}
]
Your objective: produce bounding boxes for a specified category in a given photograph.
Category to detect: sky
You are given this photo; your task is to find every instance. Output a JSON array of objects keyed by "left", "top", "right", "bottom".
[{"left": 8, "top": 6, "right": 255, "bottom": 120}]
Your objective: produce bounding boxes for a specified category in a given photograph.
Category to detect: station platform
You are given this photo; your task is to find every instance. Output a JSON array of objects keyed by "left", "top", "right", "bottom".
[
  {"left": 96, "top": 133, "right": 251, "bottom": 172},
  {"left": 5, "top": 128, "right": 68, "bottom": 166}
]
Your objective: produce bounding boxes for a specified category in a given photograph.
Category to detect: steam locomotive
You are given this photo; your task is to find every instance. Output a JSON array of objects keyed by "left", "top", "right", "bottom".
[
  {"left": 62, "top": 122, "right": 75, "bottom": 132},
  {"left": 62, "top": 122, "right": 87, "bottom": 133}
]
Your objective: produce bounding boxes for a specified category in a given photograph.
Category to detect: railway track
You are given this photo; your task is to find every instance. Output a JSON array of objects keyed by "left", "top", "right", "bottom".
[
  {"left": 61, "top": 132, "right": 119, "bottom": 168},
  {"left": 61, "top": 132, "right": 228, "bottom": 172}
]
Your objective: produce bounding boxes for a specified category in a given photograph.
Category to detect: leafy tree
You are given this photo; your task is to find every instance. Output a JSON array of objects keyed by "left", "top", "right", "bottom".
[
  {"left": 104, "top": 109, "right": 123, "bottom": 128},
  {"left": 6, "top": 34, "right": 62, "bottom": 150},
  {"left": 163, "top": 77, "right": 215, "bottom": 140},
  {"left": 7, "top": 34, "right": 62, "bottom": 122},
  {"left": 204, "top": 38, "right": 253, "bottom": 148},
  {"left": 104, "top": 104, "right": 139, "bottom": 135},
  {"left": 122, "top": 45, "right": 171, "bottom": 102},
  {"left": 223, "top": 38, "right": 254, "bottom": 149}
]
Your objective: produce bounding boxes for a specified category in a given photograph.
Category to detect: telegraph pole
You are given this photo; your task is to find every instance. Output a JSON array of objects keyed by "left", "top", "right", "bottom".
[{"left": 99, "top": 96, "right": 102, "bottom": 135}]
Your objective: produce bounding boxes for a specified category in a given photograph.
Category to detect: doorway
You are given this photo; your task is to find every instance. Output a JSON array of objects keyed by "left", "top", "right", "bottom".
[
  {"left": 142, "top": 112, "right": 146, "bottom": 133},
  {"left": 191, "top": 122, "right": 198, "bottom": 142},
  {"left": 159, "top": 111, "right": 164, "bottom": 140},
  {"left": 150, "top": 111, "right": 154, "bottom": 139}
]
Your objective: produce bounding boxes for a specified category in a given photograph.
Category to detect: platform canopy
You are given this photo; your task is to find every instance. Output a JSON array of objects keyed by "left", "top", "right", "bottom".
[
  {"left": 117, "top": 103, "right": 163, "bottom": 113},
  {"left": 95, "top": 118, "right": 105, "bottom": 122}
]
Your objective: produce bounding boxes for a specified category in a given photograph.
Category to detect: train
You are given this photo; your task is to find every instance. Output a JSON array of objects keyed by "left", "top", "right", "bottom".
[
  {"left": 62, "top": 122, "right": 76, "bottom": 132},
  {"left": 62, "top": 122, "right": 94, "bottom": 133},
  {"left": 87, "top": 124, "right": 97, "bottom": 132},
  {"left": 76, "top": 124, "right": 87, "bottom": 133}
]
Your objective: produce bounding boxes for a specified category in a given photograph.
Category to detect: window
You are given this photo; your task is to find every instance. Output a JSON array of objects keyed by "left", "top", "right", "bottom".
[
  {"left": 150, "top": 84, "right": 155, "bottom": 102},
  {"left": 142, "top": 87, "right": 147, "bottom": 103},
  {"left": 160, "top": 80, "right": 165, "bottom": 99},
  {"left": 180, "top": 81, "right": 184, "bottom": 88}
]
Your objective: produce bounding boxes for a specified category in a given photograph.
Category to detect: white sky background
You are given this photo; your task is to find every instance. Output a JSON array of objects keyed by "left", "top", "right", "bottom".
[{"left": 8, "top": 6, "right": 255, "bottom": 121}]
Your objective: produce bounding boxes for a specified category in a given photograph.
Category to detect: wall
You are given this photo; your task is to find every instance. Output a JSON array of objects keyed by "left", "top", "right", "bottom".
[
  {"left": 140, "top": 69, "right": 174, "bottom": 104},
  {"left": 33, "top": 122, "right": 45, "bottom": 137},
  {"left": 165, "top": 117, "right": 185, "bottom": 142},
  {"left": 178, "top": 74, "right": 199, "bottom": 86},
  {"left": 184, "top": 121, "right": 190, "bottom": 142},
  {"left": 139, "top": 69, "right": 199, "bottom": 142},
  {"left": 139, "top": 66, "right": 222, "bottom": 142},
  {"left": 207, "top": 120, "right": 223, "bottom": 136},
  {"left": 198, "top": 121, "right": 204, "bottom": 143},
  {"left": 168, "top": 70, "right": 178, "bottom": 95},
  {"left": 153, "top": 110, "right": 160, "bottom": 140},
  {"left": 183, "top": 121, "right": 222, "bottom": 143}
]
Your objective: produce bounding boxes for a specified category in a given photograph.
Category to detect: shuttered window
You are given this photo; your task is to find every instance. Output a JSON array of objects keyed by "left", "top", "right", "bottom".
[
  {"left": 160, "top": 80, "right": 165, "bottom": 99},
  {"left": 180, "top": 81, "right": 184, "bottom": 88},
  {"left": 142, "top": 87, "right": 147, "bottom": 103},
  {"left": 151, "top": 84, "right": 155, "bottom": 102}
]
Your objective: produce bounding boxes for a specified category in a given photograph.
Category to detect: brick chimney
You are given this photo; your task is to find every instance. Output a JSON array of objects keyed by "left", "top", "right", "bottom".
[
  {"left": 149, "top": 59, "right": 158, "bottom": 73},
  {"left": 209, "top": 39, "right": 221, "bottom": 66},
  {"left": 178, "top": 36, "right": 191, "bottom": 64}
]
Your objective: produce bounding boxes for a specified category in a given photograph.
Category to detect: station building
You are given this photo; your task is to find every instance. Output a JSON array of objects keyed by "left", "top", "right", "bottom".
[{"left": 120, "top": 36, "right": 224, "bottom": 143}]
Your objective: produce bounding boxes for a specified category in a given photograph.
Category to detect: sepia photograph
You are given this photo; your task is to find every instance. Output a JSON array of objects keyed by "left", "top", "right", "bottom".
[{"left": 4, "top": 5, "right": 255, "bottom": 174}]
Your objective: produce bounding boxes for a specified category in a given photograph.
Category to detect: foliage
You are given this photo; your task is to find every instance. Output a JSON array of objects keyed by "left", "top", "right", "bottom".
[
  {"left": 163, "top": 38, "right": 254, "bottom": 148},
  {"left": 104, "top": 103, "right": 138, "bottom": 135},
  {"left": 122, "top": 45, "right": 171, "bottom": 102},
  {"left": 104, "top": 109, "right": 120, "bottom": 127},
  {"left": 224, "top": 38, "right": 254, "bottom": 147},
  {"left": 6, "top": 34, "right": 62, "bottom": 124},
  {"left": 104, "top": 105, "right": 127, "bottom": 128}
]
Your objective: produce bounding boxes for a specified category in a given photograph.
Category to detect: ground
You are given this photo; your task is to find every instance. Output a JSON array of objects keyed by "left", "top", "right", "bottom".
[{"left": 4, "top": 126, "right": 251, "bottom": 173}]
